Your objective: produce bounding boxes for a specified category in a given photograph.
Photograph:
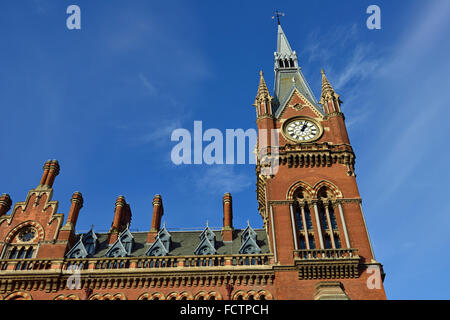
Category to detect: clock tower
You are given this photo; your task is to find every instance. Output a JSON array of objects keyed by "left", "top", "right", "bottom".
[{"left": 254, "top": 23, "right": 387, "bottom": 299}]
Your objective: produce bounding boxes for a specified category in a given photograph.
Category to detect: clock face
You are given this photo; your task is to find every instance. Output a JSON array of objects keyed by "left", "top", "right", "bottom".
[{"left": 284, "top": 118, "right": 320, "bottom": 142}]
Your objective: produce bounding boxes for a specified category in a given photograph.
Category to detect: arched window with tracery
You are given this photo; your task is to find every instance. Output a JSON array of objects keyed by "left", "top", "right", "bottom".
[
  {"left": 316, "top": 187, "right": 342, "bottom": 250},
  {"left": 2, "top": 224, "right": 42, "bottom": 262},
  {"left": 290, "top": 181, "right": 350, "bottom": 252},
  {"left": 292, "top": 188, "right": 315, "bottom": 250}
]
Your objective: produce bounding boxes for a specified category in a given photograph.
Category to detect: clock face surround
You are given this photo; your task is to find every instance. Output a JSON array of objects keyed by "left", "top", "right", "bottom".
[{"left": 283, "top": 117, "right": 322, "bottom": 143}]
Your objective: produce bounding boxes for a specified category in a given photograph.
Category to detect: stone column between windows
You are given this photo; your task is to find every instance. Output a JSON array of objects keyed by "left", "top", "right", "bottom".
[
  {"left": 310, "top": 200, "right": 324, "bottom": 249},
  {"left": 323, "top": 199, "right": 336, "bottom": 249},
  {"left": 269, "top": 205, "right": 278, "bottom": 263},
  {"left": 336, "top": 201, "right": 351, "bottom": 248},
  {"left": 289, "top": 204, "right": 298, "bottom": 250},
  {"left": 297, "top": 200, "right": 310, "bottom": 250}
]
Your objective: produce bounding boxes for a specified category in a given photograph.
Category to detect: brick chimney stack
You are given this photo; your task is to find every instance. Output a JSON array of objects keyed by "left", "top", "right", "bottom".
[
  {"left": 108, "top": 195, "right": 132, "bottom": 244},
  {"left": 0, "top": 194, "right": 12, "bottom": 216},
  {"left": 39, "top": 159, "right": 60, "bottom": 188},
  {"left": 65, "top": 192, "right": 83, "bottom": 229},
  {"left": 221, "top": 193, "right": 234, "bottom": 242},
  {"left": 60, "top": 192, "right": 84, "bottom": 245},
  {"left": 147, "top": 194, "right": 163, "bottom": 243}
]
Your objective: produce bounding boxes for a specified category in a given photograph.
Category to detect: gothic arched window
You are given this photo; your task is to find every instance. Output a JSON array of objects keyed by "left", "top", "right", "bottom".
[
  {"left": 317, "top": 187, "right": 342, "bottom": 249},
  {"left": 293, "top": 188, "right": 315, "bottom": 250}
]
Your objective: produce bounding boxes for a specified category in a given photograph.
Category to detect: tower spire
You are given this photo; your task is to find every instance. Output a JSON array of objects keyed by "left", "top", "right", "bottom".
[
  {"left": 320, "top": 69, "right": 342, "bottom": 114},
  {"left": 320, "top": 69, "right": 336, "bottom": 97},
  {"left": 253, "top": 70, "right": 273, "bottom": 118},
  {"left": 256, "top": 70, "right": 270, "bottom": 100},
  {"left": 273, "top": 24, "right": 319, "bottom": 116},
  {"left": 276, "top": 24, "right": 295, "bottom": 60}
]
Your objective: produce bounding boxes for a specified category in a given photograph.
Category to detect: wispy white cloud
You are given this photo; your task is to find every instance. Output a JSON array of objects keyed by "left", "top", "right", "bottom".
[
  {"left": 303, "top": 24, "right": 359, "bottom": 64},
  {"left": 138, "top": 120, "right": 182, "bottom": 146},
  {"left": 138, "top": 73, "right": 157, "bottom": 96},
  {"left": 334, "top": 44, "right": 383, "bottom": 89},
  {"left": 303, "top": 24, "right": 385, "bottom": 128},
  {"left": 196, "top": 166, "right": 253, "bottom": 195},
  {"left": 369, "top": 1, "right": 450, "bottom": 202}
]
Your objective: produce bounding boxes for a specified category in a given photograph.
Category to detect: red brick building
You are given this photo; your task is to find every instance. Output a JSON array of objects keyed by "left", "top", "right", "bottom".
[{"left": 0, "top": 23, "right": 386, "bottom": 300}]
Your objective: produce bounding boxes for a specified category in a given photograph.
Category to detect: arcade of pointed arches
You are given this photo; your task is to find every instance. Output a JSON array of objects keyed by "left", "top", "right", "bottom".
[{"left": 287, "top": 180, "right": 350, "bottom": 250}]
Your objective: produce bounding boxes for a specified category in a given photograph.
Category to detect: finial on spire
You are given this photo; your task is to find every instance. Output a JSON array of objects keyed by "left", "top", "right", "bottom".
[
  {"left": 272, "top": 10, "right": 285, "bottom": 25},
  {"left": 320, "top": 69, "right": 342, "bottom": 113},
  {"left": 255, "top": 70, "right": 271, "bottom": 101},
  {"left": 321, "top": 68, "right": 334, "bottom": 95}
]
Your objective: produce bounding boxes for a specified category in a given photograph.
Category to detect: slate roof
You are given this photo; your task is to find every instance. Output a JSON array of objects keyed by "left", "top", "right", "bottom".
[{"left": 72, "top": 229, "right": 270, "bottom": 258}]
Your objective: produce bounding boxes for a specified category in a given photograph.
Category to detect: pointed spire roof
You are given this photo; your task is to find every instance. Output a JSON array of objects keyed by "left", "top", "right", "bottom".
[
  {"left": 276, "top": 24, "right": 295, "bottom": 59},
  {"left": 320, "top": 69, "right": 341, "bottom": 104},
  {"left": 321, "top": 69, "right": 335, "bottom": 96},
  {"left": 255, "top": 70, "right": 271, "bottom": 101},
  {"left": 273, "top": 24, "right": 321, "bottom": 115}
]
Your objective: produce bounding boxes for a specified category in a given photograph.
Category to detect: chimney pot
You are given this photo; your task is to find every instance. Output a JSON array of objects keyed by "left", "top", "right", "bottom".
[{"left": 0, "top": 194, "right": 12, "bottom": 216}]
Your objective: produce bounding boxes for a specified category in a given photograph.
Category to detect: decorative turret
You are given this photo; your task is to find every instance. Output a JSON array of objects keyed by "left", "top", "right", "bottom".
[
  {"left": 319, "top": 69, "right": 350, "bottom": 145},
  {"left": 254, "top": 70, "right": 273, "bottom": 118},
  {"left": 320, "top": 69, "right": 342, "bottom": 114},
  {"left": 254, "top": 70, "right": 272, "bottom": 110}
]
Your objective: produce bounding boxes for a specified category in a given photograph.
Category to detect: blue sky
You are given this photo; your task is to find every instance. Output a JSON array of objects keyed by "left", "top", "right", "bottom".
[{"left": 1, "top": 0, "right": 450, "bottom": 299}]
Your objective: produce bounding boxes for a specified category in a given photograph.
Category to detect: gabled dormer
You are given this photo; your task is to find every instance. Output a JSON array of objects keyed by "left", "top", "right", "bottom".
[
  {"left": 65, "top": 228, "right": 98, "bottom": 259},
  {"left": 194, "top": 236, "right": 217, "bottom": 255},
  {"left": 241, "top": 222, "right": 258, "bottom": 243},
  {"left": 199, "top": 224, "right": 216, "bottom": 243},
  {"left": 65, "top": 235, "right": 89, "bottom": 259},
  {"left": 239, "top": 235, "right": 261, "bottom": 254},
  {"left": 194, "top": 224, "right": 217, "bottom": 255},
  {"left": 146, "top": 238, "right": 169, "bottom": 256},
  {"left": 83, "top": 227, "right": 98, "bottom": 256},
  {"left": 239, "top": 222, "right": 261, "bottom": 254},
  {"left": 118, "top": 225, "right": 134, "bottom": 254},
  {"left": 105, "top": 225, "right": 134, "bottom": 257},
  {"left": 146, "top": 225, "right": 171, "bottom": 256},
  {"left": 156, "top": 224, "right": 171, "bottom": 250}
]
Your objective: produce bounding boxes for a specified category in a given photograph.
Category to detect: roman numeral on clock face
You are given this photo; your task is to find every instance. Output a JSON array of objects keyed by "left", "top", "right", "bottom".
[{"left": 284, "top": 119, "right": 320, "bottom": 142}]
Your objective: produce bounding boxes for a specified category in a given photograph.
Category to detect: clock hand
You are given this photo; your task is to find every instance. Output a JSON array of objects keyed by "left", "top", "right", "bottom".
[{"left": 300, "top": 122, "right": 308, "bottom": 132}]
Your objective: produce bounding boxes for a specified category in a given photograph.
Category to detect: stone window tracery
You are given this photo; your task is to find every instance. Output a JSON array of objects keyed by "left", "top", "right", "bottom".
[{"left": 291, "top": 182, "right": 349, "bottom": 251}]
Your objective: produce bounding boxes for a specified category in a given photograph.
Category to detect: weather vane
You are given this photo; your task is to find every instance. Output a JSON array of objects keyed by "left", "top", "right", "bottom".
[{"left": 272, "top": 10, "right": 285, "bottom": 25}]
